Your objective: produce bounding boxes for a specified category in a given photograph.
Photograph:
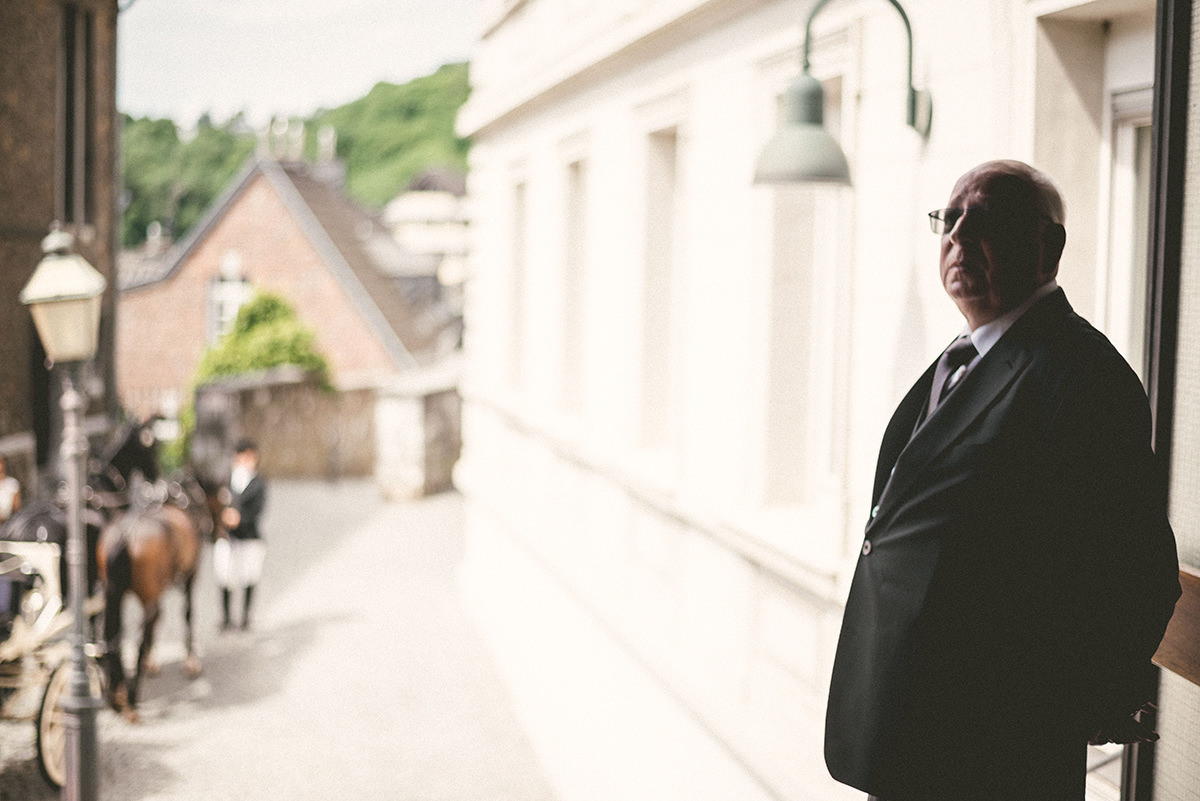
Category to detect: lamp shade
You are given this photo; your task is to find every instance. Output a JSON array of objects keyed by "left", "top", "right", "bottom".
[
  {"left": 20, "top": 230, "right": 107, "bottom": 363},
  {"left": 754, "top": 72, "right": 851, "bottom": 185}
]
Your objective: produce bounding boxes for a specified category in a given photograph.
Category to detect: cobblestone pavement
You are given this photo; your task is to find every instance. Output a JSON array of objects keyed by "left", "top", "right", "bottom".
[{"left": 0, "top": 480, "right": 557, "bottom": 801}]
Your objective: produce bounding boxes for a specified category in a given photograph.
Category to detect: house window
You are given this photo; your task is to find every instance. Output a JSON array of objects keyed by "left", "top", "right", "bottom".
[
  {"left": 641, "top": 127, "right": 679, "bottom": 450},
  {"left": 764, "top": 76, "right": 846, "bottom": 505},
  {"left": 207, "top": 251, "right": 251, "bottom": 342},
  {"left": 59, "top": 3, "right": 96, "bottom": 225},
  {"left": 765, "top": 186, "right": 816, "bottom": 504},
  {"left": 563, "top": 158, "right": 588, "bottom": 411},
  {"left": 1105, "top": 89, "right": 1153, "bottom": 382}
]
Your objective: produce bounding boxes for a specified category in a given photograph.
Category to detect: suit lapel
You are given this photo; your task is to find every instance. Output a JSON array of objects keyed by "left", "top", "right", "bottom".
[
  {"left": 866, "top": 289, "right": 1073, "bottom": 534},
  {"left": 872, "top": 362, "right": 937, "bottom": 503},
  {"left": 868, "top": 327, "right": 1033, "bottom": 533}
]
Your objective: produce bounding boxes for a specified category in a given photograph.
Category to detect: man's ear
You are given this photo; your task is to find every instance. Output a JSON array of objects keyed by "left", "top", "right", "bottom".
[{"left": 1042, "top": 222, "right": 1066, "bottom": 277}]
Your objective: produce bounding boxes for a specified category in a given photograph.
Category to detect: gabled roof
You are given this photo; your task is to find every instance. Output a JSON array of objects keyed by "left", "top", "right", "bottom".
[
  {"left": 118, "top": 158, "right": 261, "bottom": 292},
  {"left": 119, "top": 157, "right": 449, "bottom": 371}
]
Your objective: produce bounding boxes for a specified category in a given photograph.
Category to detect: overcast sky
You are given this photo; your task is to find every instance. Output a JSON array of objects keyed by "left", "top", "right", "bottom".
[{"left": 117, "top": 0, "right": 480, "bottom": 126}]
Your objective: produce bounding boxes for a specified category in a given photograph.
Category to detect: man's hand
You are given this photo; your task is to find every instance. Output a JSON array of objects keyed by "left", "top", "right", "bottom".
[{"left": 1089, "top": 703, "right": 1159, "bottom": 745}]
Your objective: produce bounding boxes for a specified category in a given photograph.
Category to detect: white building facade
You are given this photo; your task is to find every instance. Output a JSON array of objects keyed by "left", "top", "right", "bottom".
[{"left": 457, "top": 1, "right": 1197, "bottom": 799}]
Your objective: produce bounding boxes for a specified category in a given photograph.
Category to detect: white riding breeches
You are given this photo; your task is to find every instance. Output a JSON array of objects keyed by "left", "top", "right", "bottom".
[{"left": 213, "top": 537, "right": 266, "bottom": 589}]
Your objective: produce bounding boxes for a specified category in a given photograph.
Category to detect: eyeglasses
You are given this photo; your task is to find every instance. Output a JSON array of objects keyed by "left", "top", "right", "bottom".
[{"left": 928, "top": 206, "right": 1053, "bottom": 235}]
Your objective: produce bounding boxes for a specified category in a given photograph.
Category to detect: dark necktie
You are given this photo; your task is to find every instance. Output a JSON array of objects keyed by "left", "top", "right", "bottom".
[{"left": 928, "top": 335, "right": 978, "bottom": 414}]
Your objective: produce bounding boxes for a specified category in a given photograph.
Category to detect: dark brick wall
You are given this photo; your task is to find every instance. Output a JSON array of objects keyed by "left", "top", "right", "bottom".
[{"left": 0, "top": 0, "right": 119, "bottom": 493}]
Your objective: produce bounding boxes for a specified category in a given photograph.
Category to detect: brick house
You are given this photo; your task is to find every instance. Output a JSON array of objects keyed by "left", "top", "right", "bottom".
[
  {"left": 116, "top": 154, "right": 462, "bottom": 490},
  {"left": 0, "top": 0, "right": 121, "bottom": 496}
]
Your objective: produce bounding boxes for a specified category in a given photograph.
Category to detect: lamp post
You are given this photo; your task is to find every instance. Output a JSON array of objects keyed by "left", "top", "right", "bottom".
[
  {"left": 754, "top": 0, "right": 932, "bottom": 184},
  {"left": 20, "top": 227, "right": 107, "bottom": 801}
]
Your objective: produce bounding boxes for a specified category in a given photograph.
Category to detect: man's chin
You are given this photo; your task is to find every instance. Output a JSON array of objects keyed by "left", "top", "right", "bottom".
[{"left": 944, "top": 281, "right": 984, "bottom": 302}]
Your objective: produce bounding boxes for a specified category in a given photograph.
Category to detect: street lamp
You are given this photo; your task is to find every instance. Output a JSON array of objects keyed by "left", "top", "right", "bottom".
[
  {"left": 20, "top": 226, "right": 106, "bottom": 801},
  {"left": 753, "top": 0, "right": 932, "bottom": 185}
]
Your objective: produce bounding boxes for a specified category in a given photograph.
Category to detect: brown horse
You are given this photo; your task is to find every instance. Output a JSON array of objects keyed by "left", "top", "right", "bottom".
[{"left": 96, "top": 480, "right": 208, "bottom": 722}]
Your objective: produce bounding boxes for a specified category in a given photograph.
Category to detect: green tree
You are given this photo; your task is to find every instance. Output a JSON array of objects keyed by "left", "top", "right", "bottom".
[
  {"left": 120, "top": 115, "right": 181, "bottom": 246},
  {"left": 313, "top": 61, "right": 470, "bottom": 208},
  {"left": 120, "top": 113, "right": 255, "bottom": 247},
  {"left": 172, "top": 118, "right": 257, "bottom": 238}
]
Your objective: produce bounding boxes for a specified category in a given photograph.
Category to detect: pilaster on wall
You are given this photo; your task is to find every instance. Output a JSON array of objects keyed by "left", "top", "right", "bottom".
[{"left": 1032, "top": 15, "right": 1105, "bottom": 322}]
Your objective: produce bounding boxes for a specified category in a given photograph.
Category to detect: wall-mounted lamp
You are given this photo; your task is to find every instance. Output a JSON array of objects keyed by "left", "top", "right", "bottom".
[{"left": 754, "top": 0, "right": 932, "bottom": 185}]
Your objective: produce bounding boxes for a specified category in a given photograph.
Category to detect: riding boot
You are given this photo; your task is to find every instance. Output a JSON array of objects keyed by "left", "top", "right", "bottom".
[
  {"left": 242, "top": 585, "right": 254, "bottom": 630},
  {"left": 221, "top": 588, "right": 233, "bottom": 630}
]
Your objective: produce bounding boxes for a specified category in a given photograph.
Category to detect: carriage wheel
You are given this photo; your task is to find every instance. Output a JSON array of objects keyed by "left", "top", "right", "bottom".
[
  {"left": 36, "top": 659, "right": 103, "bottom": 788},
  {"left": 36, "top": 662, "right": 70, "bottom": 788}
]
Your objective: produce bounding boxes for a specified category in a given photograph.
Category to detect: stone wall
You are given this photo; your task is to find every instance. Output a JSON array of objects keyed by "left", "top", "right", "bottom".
[
  {"left": 375, "top": 357, "right": 462, "bottom": 499},
  {"left": 192, "top": 368, "right": 372, "bottom": 485},
  {"left": 192, "top": 364, "right": 460, "bottom": 498}
]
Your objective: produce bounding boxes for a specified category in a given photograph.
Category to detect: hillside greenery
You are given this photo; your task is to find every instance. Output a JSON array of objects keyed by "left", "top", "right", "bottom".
[
  {"left": 311, "top": 62, "right": 471, "bottom": 208},
  {"left": 121, "top": 61, "right": 470, "bottom": 247}
]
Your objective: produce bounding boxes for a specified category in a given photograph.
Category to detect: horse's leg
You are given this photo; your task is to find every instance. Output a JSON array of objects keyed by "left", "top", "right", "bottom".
[
  {"left": 101, "top": 580, "right": 127, "bottom": 715},
  {"left": 182, "top": 571, "right": 202, "bottom": 677},
  {"left": 128, "top": 601, "right": 159, "bottom": 720}
]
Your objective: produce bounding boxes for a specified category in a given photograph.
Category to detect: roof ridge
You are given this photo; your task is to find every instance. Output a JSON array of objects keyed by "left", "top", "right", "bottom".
[
  {"left": 261, "top": 160, "right": 422, "bottom": 371},
  {"left": 119, "top": 157, "right": 264, "bottom": 291}
]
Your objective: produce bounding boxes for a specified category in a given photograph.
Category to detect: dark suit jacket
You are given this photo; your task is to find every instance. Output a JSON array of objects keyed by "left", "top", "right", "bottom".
[
  {"left": 229, "top": 474, "right": 266, "bottom": 540},
  {"left": 824, "top": 289, "right": 1180, "bottom": 801}
]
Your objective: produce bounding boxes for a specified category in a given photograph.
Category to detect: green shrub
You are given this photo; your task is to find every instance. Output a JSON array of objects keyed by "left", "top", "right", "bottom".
[{"left": 166, "top": 291, "right": 330, "bottom": 467}]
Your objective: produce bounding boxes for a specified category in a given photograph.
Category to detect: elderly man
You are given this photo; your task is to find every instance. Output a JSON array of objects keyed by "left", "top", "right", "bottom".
[{"left": 824, "top": 160, "right": 1180, "bottom": 801}]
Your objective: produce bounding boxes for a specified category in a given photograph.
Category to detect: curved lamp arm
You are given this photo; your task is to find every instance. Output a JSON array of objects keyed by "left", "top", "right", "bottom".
[
  {"left": 802, "top": 0, "right": 931, "bottom": 138},
  {"left": 753, "top": 0, "right": 931, "bottom": 184}
]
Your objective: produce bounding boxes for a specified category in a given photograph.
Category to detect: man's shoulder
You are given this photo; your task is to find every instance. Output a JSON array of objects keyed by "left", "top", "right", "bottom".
[
  {"left": 1013, "top": 290, "right": 1129, "bottom": 365},
  {"left": 1006, "top": 292, "right": 1148, "bottom": 417}
]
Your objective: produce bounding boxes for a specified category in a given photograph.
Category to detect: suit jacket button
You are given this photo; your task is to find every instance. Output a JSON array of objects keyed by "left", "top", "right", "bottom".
[
  {"left": 870, "top": 505, "right": 880, "bottom": 519},
  {"left": 861, "top": 539, "right": 872, "bottom": 556}
]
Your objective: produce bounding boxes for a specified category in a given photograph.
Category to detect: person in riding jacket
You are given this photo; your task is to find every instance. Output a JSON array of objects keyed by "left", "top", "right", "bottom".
[{"left": 215, "top": 439, "right": 267, "bottom": 631}]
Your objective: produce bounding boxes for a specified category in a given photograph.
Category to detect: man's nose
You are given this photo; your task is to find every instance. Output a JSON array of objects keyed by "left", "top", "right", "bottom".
[{"left": 947, "top": 208, "right": 982, "bottom": 241}]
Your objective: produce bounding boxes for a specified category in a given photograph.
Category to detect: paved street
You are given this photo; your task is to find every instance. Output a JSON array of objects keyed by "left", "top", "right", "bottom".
[
  {"left": 0, "top": 479, "right": 776, "bottom": 801},
  {"left": 1, "top": 481, "right": 554, "bottom": 801}
]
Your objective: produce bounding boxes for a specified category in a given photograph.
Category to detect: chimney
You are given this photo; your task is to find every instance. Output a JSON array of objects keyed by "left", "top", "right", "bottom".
[
  {"left": 318, "top": 125, "right": 338, "bottom": 163},
  {"left": 270, "top": 117, "right": 289, "bottom": 159},
  {"left": 312, "top": 125, "right": 347, "bottom": 187},
  {"left": 287, "top": 121, "right": 305, "bottom": 161}
]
